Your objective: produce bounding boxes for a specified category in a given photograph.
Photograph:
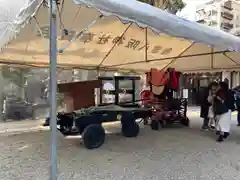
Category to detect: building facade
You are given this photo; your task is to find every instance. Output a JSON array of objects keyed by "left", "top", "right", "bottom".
[
  {"left": 194, "top": 0, "right": 240, "bottom": 88},
  {"left": 178, "top": 1, "right": 240, "bottom": 105},
  {"left": 183, "top": 71, "right": 240, "bottom": 105},
  {"left": 195, "top": 0, "right": 240, "bottom": 32}
]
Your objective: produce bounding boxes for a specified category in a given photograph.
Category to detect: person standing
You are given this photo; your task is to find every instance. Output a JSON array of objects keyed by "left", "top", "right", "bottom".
[
  {"left": 236, "top": 92, "right": 240, "bottom": 126},
  {"left": 236, "top": 98, "right": 240, "bottom": 126},
  {"left": 233, "top": 86, "right": 240, "bottom": 126},
  {"left": 214, "top": 82, "right": 234, "bottom": 142},
  {"left": 200, "top": 82, "right": 218, "bottom": 131},
  {"left": 207, "top": 82, "right": 218, "bottom": 129}
]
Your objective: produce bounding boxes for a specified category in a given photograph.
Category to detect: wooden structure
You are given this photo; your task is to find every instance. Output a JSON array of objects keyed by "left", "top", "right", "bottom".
[{"left": 58, "top": 80, "right": 101, "bottom": 112}]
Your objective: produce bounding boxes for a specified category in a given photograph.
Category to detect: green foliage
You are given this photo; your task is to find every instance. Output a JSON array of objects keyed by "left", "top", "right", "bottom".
[
  {"left": 168, "top": 0, "right": 185, "bottom": 12},
  {"left": 137, "top": 0, "right": 185, "bottom": 14},
  {"left": 172, "top": 0, "right": 185, "bottom": 10}
]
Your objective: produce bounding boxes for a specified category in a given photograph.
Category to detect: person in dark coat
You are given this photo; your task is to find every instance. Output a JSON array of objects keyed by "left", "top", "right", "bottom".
[
  {"left": 233, "top": 85, "right": 240, "bottom": 126},
  {"left": 200, "top": 82, "right": 218, "bottom": 131},
  {"left": 214, "top": 81, "right": 235, "bottom": 142},
  {"left": 236, "top": 92, "right": 240, "bottom": 126}
]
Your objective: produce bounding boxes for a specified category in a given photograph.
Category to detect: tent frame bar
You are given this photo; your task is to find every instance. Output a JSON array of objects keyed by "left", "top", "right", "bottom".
[
  {"left": 49, "top": 0, "right": 58, "bottom": 179},
  {"left": 2, "top": 49, "right": 232, "bottom": 70},
  {"left": 103, "top": 50, "right": 230, "bottom": 68},
  {"left": 223, "top": 52, "right": 239, "bottom": 65},
  {"left": 97, "top": 23, "right": 132, "bottom": 67},
  {"left": 0, "top": 49, "right": 239, "bottom": 72}
]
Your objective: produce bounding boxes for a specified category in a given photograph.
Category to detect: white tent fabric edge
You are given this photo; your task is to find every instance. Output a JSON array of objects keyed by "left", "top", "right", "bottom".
[
  {"left": 1, "top": 0, "right": 240, "bottom": 53},
  {"left": 72, "top": 0, "right": 240, "bottom": 52},
  {"left": 1, "top": 0, "right": 240, "bottom": 179},
  {"left": 0, "top": 0, "right": 43, "bottom": 51}
]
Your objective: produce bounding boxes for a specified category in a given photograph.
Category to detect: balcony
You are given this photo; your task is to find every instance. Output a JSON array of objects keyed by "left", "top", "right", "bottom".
[
  {"left": 221, "top": 22, "right": 233, "bottom": 31},
  {"left": 221, "top": 12, "right": 234, "bottom": 20},
  {"left": 222, "top": 1, "right": 233, "bottom": 11}
]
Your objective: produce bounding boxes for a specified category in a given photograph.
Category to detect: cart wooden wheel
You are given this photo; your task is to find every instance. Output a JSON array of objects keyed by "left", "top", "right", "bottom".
[
  {"left": 82, "top": 124, "right": 106, "bottom": 149},
  {"left": 122, "top": 122, "right": 140, "bottom": 137}
]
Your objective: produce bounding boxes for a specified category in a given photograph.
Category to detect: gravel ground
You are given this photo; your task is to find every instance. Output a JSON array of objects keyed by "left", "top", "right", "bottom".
[{"left": 0, "top": 115, "right": 240, "bottom": 180}]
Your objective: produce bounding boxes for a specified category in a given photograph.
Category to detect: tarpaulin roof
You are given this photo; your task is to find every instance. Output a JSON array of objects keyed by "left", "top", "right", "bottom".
[{"left": 1, "top": 0, "right": 240, "bottom": 72}]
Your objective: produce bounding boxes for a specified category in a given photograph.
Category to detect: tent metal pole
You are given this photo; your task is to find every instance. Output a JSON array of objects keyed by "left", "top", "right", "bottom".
[
  {"left": 145, "top": 28, "right": 148, "bottom": 62},
  {"left": 49, "top": 0, "right": 57, "bottom": 179},
  {"left": 211, "top": 47, "right": 214, "bottom": 69}
]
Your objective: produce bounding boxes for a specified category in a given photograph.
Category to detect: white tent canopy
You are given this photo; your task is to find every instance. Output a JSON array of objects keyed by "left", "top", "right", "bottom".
[
  {"left": 1, "top": 0, "right": 240, "bottom": 72},
  {"left": 1, "top": 0, "right": 240, "bottom": 179}
]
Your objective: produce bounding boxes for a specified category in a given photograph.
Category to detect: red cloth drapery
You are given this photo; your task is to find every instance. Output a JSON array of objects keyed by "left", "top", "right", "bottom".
[
  {"left": 169, "top": 69, "right": 179, "bottom": 89},
  {"left": 146, "top": 68, "right": 168, "bottom": 87},
  {"left": 140, "top": 90, "right": 154, "bottom": 104}
]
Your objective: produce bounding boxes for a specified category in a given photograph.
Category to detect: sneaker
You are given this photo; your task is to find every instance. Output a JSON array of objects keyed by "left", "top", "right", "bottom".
[
  {"left": 223, "top": 132, "right": 230, "bottom": 139},
  {"left": 216, "top": 135, "right": 224, "bottom": 142},
  {"left": 210, "top": 125, "right": 215, "bottom": 130},
  {"left": 201, "top": 127, "right": 209, "bottom": 132}
]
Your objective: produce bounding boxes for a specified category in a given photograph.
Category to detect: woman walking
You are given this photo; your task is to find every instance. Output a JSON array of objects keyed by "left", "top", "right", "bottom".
[
  {"left": 207, "top": 82, "right": 218, "bottom": 129},
  {"left": 200, "top": 82, "right": 218, "bottom": 131},
  {"left": 214, "top": 82, "right": 234, "bottom": 142},
  {"left": 233, "top": 85, "right": 240, "bottom": 126}
]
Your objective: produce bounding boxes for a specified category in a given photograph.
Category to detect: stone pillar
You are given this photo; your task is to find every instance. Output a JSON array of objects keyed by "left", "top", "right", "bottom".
[
  {"left": 222, "top": 71, "right": 231, "bottom": 88},
  {"left": 235, "top": 72, "right": 240, "bottom": 87},
  {"left": 232, "top": 72, "right": 239, "bottom": 88}
]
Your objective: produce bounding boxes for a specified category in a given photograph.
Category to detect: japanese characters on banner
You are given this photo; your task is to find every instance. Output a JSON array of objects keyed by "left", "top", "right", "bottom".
[{"left": 36, "top": 26, "right": 173, "bottom": 55}]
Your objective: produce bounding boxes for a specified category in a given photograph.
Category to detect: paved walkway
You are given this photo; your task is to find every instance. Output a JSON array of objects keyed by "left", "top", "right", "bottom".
[
  {"left": 0, "top": 119, "right": 45, "bottom": 135},
  {"left": 187, "top": 106, "right": 238, "bottom": 116},
  {"left": 0, "top": 114, "right": 240, "bottom": 180}
]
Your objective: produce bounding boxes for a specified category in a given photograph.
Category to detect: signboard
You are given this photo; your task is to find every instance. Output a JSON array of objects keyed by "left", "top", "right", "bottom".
[{"left": 36, "top": 26, "right": 173, "bottom": 55}]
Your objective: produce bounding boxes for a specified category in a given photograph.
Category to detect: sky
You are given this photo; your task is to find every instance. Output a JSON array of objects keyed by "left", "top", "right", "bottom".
[{"left": 178, "top": 0, "right": 211, "bottom": 20}]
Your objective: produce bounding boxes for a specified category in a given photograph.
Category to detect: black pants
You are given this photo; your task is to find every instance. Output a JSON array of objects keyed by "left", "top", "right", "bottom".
[
  {"left": 237, "top": 110, "right": 240, "bottom": 125},
  {"left": 202, "top": 117, "right": 209, "bottom": 128}
]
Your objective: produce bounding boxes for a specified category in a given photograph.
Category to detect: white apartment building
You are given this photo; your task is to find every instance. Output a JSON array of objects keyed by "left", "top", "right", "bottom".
[
  {"left": 193, "top": 0, "right": 240, "bottom": 88},
  {"left": 196, "top": 0, "right": 240, "bottom": 32}
]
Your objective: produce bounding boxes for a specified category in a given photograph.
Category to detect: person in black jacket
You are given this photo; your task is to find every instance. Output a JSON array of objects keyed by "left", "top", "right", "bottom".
[
  {"left": 236, "top": 94, "right": 240, "bottom": 126},
  {"left": 214, "top": 81, "right": 234, "bottom": 142},
  {"left": 200, "top": 82, "right": 218, "bottom": 131},
  {"left": 233, "top": 85, "right": 240, "bottom": 126}
]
